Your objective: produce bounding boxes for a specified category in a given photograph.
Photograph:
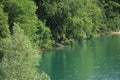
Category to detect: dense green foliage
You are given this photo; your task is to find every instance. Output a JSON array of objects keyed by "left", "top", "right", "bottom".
[
  {"left": 35, "top": 0, "right": 120, "bottom": 42},
  {"left": 99, "top": 0, "right": 120, "bottom": 31},
  {"left": 0, "top": 0, "right": 51, "bottom": 79},
  {"left": 0, "top": 23, "right": 50, "bottom": 80},
  {"left": 0, "top": 0, "right": 120, "bottom": 79},
  {"left": 0, "top": 3, "right": 9, "bottom": 66},
  {"left": 0, "top": 0, "right": 120, "bottom": 45},
  {"left": 1, "top": 0, "right": 52, "bottom": 47},
  {"left": 0, "top": 3, "right": 9, "bottom": 39}
]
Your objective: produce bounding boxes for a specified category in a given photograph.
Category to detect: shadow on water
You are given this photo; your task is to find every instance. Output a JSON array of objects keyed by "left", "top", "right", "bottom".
[{"left": 40, "top": 35, "right": 120, "bottom": 80}]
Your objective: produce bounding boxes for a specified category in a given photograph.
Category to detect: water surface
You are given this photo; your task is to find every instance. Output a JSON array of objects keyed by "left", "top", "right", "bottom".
[{"left": 40, "top": 35, "right": 120, "bottom": 80}]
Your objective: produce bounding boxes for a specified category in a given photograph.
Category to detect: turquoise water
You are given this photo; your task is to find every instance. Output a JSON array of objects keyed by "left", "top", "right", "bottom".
[{"left": 40, "top": 35, "right": 120, "bottom": 80}]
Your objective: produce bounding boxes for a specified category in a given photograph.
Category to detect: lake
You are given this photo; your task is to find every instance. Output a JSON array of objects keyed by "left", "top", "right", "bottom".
[{"left": 40, "top": 35, "right": 120, "bottom": 80}]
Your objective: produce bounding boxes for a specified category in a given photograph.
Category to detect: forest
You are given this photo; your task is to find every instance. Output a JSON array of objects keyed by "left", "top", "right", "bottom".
[{"left": 0, "top": 0, "right": 120, "bottom": 80}]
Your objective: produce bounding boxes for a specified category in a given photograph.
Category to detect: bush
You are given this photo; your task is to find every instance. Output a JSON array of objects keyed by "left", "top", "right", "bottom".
[{"left": 0, "top": 23, "right": 50, "bottom": 80}]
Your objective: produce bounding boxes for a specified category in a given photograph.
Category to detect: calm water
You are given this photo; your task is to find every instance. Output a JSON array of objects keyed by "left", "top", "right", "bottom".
[{"left": 40, "top": 35, "right": 120, "bottom": 80}]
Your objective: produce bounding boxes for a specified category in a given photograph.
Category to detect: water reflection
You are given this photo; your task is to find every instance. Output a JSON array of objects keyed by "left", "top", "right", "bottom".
[{"left": 40, "top": 35, "right": 120, "bottom": 80}]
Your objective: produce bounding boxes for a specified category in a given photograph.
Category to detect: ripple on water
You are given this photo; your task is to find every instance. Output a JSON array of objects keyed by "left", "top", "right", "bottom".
[{"left": 88, "top": 70, "right": 120, "bottom": 80}]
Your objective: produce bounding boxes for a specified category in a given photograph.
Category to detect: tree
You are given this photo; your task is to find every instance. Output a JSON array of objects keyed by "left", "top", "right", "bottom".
[
  {"left": 35, "top": 0, "right": 104, "bottom": 42},
  {"left": 2, "top": 0, "right": 53, "bottom": 47},
  {"left": 2, "top": 0, "right": 39, "bottom": 42},
  {"left": 0, "top": 3, "right": 9, "bottom": 39},
  {"left": 99, "top": 0, "right": 120, "bottom": 31},
  {"left": 1, "top": 23, "right": 50, "bottom": 80},
  {"left": 0, "top": 3, "right": 10, "bottom": 62},
  {"left": 35, "top": 0, "right": 70, "bottom": 42},
  {"left": 37, "top": 21, "right": 54, "bottom": 48}
]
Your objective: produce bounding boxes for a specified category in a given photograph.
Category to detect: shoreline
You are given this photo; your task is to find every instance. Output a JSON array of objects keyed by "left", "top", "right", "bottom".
[
  {"left": 111, "top": 31, "right": 120, "bottom": 35},
  {"left": 40, "top": 31, "right": 120, "bottom": 53}
]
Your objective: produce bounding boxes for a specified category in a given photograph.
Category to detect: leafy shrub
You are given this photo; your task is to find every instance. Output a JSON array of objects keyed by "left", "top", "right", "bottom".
[{"left": 1, "top": 23, "right": 50, "bottom": 80}]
